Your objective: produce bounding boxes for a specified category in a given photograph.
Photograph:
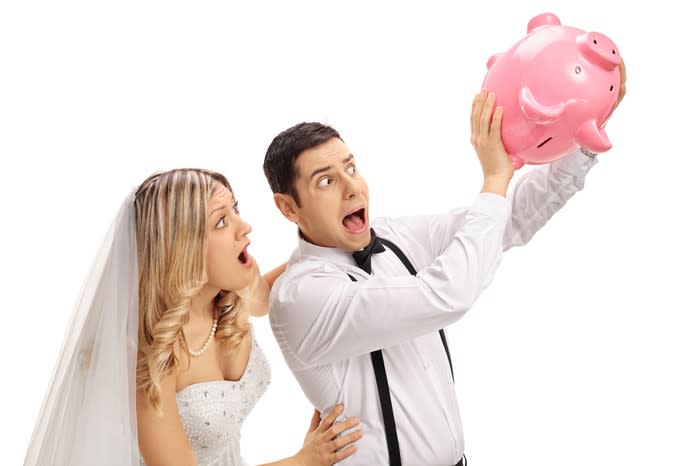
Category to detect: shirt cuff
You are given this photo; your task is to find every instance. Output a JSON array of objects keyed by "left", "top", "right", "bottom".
[
  {"left": 470, "top": 192, "right": 512, "bottom": 221},
  {"left": 551, "top": 147, "right": 599, "bottom": 175}
]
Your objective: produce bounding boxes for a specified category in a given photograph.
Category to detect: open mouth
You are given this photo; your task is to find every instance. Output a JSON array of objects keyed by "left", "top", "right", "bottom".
[
  {"left": 237, "top": 244, "right": 251, "bottom": 266},
  {"left": 537, "top": 136, "right": 553, "bottom": 148},
  {"left": 342, "top": 207, "right": 367, "bottom": 234}
]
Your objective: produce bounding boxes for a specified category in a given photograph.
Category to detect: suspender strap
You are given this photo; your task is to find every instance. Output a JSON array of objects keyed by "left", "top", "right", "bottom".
[
  {"left": 376, "top": 238, "right": 418, "bottom": 275},
  {"left": 439, "top": 328, "right": 455, "bottom": 381},
  {"left": 346, "top": 236, "right": 459, "bottom": 465},
  {"left": 347, "top": 273, "right": 402, "bottom": 465},
  {"left": 378, "top": 237, "right": 455, "bottom": 380},
  {"left": 370, "top": 350, "right": 402, "bottom": 466}
]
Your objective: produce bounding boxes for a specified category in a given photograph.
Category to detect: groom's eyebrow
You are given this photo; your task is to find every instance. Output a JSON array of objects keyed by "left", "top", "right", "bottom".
[
  {"left": 309, "top": 165, "right": 331, "bottom": 180},
  {"left": 309, "top": 154, "right": 355, "bottom": 180}
]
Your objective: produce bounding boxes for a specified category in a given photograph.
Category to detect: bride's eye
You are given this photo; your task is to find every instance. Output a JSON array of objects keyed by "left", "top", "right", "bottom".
[{"left": 216, "top": 216, "right": 226, "bottom": 229}]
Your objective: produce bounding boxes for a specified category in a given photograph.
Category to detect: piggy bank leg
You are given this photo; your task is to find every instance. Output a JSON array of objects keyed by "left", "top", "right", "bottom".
[
  {"left": 509, "top": 154, "right": 525, "bottom": 169},
  {"left": 575, "top": 119, "right": 612, "bottom": 153}
]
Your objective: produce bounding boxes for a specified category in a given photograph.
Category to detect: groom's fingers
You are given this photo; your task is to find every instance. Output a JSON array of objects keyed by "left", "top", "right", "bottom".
[
  {"left": 471, "top": 89, "right": 488, "bottom": 146},
  {"left": 470, "top": 93, "right": 480, "bottom": 139},
  {"left": 480, "top": 92, "right": 496, "bottom": 136},
  {"left": 490, "top": 106, "right": 503, "bottom": 139}
]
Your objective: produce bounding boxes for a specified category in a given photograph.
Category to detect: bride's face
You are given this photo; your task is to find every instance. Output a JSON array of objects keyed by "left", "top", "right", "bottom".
[{"left": 205, "top": 184, "right": 256, "bottom": 292}]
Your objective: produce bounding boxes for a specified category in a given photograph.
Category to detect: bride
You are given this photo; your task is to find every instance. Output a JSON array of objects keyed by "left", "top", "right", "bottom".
[{"left": 24, "top": 168, "right": 363, "bottom": 466}]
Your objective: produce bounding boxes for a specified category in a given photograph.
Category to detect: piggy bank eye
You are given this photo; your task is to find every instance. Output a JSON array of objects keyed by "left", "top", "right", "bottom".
[{"left": 574, "top": 66, "right": 582, "bottom": 75}]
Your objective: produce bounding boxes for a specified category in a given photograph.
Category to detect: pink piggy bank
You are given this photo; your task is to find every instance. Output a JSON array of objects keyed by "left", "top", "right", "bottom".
[{"left": 482, "top": 12, "right": 621, "bottom": 168}]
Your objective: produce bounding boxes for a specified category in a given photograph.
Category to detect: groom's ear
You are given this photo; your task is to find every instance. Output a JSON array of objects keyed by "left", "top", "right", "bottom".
[{"left": 273, "top": 193, "right": 300, "bottom": 224}]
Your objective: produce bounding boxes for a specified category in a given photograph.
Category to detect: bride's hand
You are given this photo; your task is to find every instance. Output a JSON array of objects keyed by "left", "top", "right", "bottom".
[
  {"left": 294, "top": 404, "right": 363, "bottom": 466},
  {"left": 263, "top": 262, "right": 287, "bottom": 289},
  {"left": 236, "top": 257, "right": 270, "bottom": 318}
]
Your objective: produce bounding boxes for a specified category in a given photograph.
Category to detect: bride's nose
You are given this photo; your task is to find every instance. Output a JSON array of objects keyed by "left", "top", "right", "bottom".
[{"left": 233, "top": 215, "right": 252, "bottom": 239}]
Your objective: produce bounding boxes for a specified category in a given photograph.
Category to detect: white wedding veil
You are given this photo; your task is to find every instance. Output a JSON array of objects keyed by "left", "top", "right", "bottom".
[{"left": 24, "top": 190, "right": 141, "bottom": 465}]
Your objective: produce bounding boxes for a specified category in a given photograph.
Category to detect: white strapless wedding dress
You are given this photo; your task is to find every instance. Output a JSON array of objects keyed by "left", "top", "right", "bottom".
[{"left": 141, "top": 334, "right": 271, "bottom": 466}]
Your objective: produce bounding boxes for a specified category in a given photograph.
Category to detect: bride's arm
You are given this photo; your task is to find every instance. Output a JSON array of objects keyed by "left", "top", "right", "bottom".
[
  {"left": 245, "top": 261, "right": 287, "bottom": 318},
  {"left": 256, "top": 405, "right": 362, "bottom": 466},
  {"left": 136, "top": 372, "right": 196, "bottom": 466},
  {"left": 263, "top": 262, "right": 287, "bottom": 290}
]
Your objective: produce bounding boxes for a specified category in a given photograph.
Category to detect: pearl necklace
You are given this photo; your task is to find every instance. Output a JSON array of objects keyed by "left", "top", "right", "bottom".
[{"left": 182, "top": 314, "right": 218, "bottom": 357}]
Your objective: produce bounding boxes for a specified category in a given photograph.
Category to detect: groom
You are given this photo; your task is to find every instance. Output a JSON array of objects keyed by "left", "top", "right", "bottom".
[{"left": 262, "top": 81, "right": 625, "bottom": 464}]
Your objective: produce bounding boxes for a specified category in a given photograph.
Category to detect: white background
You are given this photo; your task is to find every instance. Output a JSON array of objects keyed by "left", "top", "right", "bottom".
[{"left": 2, "top": 1, "right": 699, "bottom": 465}]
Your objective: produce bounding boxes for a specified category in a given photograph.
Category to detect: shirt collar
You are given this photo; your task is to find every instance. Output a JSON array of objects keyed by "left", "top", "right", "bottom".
[{"left": 295, "top": 234, "right": 358, "bottom": 268}]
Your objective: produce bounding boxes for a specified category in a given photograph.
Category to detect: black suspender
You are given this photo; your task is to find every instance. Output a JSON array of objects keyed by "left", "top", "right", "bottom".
[
  {"left": 348, "top": 273, "right": 402, "bottom": 466},
  {"left": 347, "top": 236, "right": 456, "bottom": 466},
  {"left": 379, "top": 237, "right": 455, "bottom": 380}
]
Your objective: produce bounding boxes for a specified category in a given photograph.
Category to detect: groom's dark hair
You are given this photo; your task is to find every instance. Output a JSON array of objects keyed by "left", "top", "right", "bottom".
[{"left": 263, "top": 122, "right": 342, "bottom": 207}]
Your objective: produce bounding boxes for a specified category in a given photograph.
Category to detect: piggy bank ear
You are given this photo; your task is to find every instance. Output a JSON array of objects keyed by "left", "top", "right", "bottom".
[
  {"left": 519, "top": 86, "right": 565, "bottom": 124},
  {"left": 527, "top": 12, "right": 561, "bottom": 33},
  {"left": 487, "top": 53, "right": 503, "bottom": 70},
  {"left": 575, "top": 119, "right": 612, "bottom": 153}
]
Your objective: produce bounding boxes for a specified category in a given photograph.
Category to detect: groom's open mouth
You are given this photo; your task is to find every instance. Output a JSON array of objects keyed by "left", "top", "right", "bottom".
[{"left": 342, "top": 206, "right": 367, "bottom": 234}]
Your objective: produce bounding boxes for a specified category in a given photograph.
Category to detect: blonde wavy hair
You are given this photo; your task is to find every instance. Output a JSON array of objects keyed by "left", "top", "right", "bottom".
[{"left": 134, "top": 168, "right": 250, "bottom": 413}]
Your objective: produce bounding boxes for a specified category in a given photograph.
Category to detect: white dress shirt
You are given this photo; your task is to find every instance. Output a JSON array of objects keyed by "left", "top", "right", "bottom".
[{"left": 269, "top": 149, "right": 597, "bottom": 465}]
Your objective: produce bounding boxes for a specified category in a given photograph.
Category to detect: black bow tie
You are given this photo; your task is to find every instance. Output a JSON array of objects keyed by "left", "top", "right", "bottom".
[{"left": 351, "top": 228, "right": 386, "bottom": 274}]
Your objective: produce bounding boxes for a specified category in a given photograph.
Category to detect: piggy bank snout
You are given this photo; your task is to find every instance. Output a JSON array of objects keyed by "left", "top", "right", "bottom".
[{"left": 577, "top": 32, "right": 621, "bottom": 70}]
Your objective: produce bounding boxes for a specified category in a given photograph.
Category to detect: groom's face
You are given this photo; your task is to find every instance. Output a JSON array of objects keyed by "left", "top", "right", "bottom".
[{"left": 276, "top": 137, "right": 371, "bottom": 252}]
